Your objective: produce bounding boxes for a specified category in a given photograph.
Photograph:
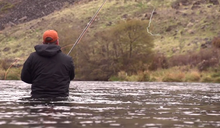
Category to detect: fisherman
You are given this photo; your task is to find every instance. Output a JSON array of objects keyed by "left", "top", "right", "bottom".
[{"left": 21, "top": 30, "right": 75, "bottom": 98}]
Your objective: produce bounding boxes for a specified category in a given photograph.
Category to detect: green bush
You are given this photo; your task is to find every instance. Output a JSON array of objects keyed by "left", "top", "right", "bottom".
[
  {"left": 214, "top": 77, "right": 220, "bottom": 83},
  {"left": 137, "top": 71, "right": 150, "bottom": 81},
  {"left": 211, "top": 72, "right": 220, "bottom": 78},
  {"left": 201, "top": 76, "right": 214, "bottom": 83},
  {"left": 162, "top": 72, "right": 185, "bottom": 82},
  {"left": 126, "top": 75, "right": 139, "bottom": 81},
  {"left": 185, "top": 71, "right": 200, "bottom": 82}
]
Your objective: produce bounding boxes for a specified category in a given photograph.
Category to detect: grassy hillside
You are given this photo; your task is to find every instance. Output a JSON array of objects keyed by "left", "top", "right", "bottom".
[
  {"left": 0, "top": 0, "right": 219, "bottom": 61},
  {"left": 1, "top": 0, "right": 220, "bottom": 81}
]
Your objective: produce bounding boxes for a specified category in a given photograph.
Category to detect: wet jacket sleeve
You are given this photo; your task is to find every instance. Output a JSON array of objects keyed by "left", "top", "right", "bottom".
[
  {"left": 21, "top": 55, "right": 33, "bottom": 84},
  {"left": 69, "top": 58, "right": 75, "bottom": 80}
]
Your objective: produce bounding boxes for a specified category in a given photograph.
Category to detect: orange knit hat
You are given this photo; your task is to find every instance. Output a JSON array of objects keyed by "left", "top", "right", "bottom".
[{"left": 43, "top": 30, "right": 59, "bottom": 45}]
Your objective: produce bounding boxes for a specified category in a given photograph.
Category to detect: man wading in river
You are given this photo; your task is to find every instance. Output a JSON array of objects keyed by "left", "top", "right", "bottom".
[{"left": 21, "top": 30, "right": 75, "bottom": 98}]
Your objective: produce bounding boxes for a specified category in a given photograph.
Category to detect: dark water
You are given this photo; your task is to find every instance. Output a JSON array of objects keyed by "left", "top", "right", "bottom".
[{"left": 0, "top": 80, "right": 220, "bottom": 128}]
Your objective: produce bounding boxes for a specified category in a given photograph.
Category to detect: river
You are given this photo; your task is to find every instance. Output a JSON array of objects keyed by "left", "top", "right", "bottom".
[{"left": 0, "top": 80, "right": 219, "bottom": 128}]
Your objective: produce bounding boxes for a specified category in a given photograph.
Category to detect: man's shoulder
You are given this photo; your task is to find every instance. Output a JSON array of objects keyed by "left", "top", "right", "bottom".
[
  {"left": 27, "top": 52, "right": 37, "bottom": 58},
  {"left": 59, "top": 52, "right": 73, "bottom": 59},
  {"left": 30, "top": 52, "right": 37, "bottom": 55}
]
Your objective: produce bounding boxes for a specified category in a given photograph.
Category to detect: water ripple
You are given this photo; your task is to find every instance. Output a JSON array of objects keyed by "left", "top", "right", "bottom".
[{"left": 0, "top": 81, "right": 219, "bottom": 128}]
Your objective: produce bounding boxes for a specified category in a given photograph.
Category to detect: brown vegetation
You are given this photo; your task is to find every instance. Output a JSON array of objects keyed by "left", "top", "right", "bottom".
[
  {"left": 66, "top": 19, "right": 154, "bottom": 80},
  {"left": 168, "top": 48, "right": 220, "bottom": 71}
]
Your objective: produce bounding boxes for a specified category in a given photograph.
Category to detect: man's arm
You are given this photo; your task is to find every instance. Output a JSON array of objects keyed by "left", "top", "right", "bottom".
[{"left": 21, "top": 55, "right": 33, "bottom": 84}]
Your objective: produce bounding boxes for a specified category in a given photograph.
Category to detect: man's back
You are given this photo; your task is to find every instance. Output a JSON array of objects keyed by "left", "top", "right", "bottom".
[{"left": 21, "top": 30, "right": 75, "bottom": 98}]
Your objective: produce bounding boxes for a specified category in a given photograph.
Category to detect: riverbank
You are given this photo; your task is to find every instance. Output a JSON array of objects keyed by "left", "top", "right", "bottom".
[
  {"left": 2, "top": 65, "right": 220, "bottom": 83},
  {"left": 109, "top": 66, "right": 220, "bottom": 83}
]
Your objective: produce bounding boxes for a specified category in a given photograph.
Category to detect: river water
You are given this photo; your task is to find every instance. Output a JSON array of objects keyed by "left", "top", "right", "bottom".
[{"left": 0, "top": 80, "right": 219, "bottom": 128}]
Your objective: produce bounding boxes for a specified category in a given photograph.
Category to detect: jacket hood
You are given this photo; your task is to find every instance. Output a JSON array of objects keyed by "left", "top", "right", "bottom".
[{"left": 35, "top": 44, "right": 61, "bottom": 57}]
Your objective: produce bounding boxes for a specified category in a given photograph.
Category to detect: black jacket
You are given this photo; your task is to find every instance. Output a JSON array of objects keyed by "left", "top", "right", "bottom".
[{"left": 21, "top": 44, "right": 75, "bottom": 98}]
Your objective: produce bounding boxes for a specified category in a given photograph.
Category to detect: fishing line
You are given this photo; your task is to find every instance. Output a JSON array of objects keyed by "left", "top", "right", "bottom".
[
  {"left": 147, "top": 7, "right": 160, "bottom": 36},
  {"left": 67, "top": 0, "right": 107, "bottom": 55}
]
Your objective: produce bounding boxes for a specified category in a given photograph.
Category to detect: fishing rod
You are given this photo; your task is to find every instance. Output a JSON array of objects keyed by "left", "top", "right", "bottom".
[{"left": 67, "top": 0, "right": 107, "bottom": 55}]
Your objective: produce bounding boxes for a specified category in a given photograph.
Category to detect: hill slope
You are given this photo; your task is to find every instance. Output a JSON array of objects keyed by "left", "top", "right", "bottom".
[
  {"left": 0, "top": 0, "right": 75, "bottom": 30},
  {"left": 0, "top": 0, "right": 220, "bottom": 60}
]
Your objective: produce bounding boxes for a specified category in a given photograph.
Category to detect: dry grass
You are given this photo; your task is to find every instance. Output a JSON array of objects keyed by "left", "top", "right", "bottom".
[
  {"left": 185, "top": 70, "right": 201, "bottom": 82},
  {"left": 162, "top": 71, "right": 185, "bottom": 82},
  {"left": 0, "top": 0, "right": 219, "bottom": 60}
]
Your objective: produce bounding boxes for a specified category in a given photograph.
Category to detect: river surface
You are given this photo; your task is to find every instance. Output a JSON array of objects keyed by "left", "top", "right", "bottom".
[{"left": 0, "top": 80, "right": 219, "bottom": 128}]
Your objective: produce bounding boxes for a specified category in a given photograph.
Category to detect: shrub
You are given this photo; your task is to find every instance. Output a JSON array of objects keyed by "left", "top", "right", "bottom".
[
  {"left": 168, "top": 48, "right": 220, "bottom": 71},
  {"left": 201, "top": 76, "right": 214, "bottom": 83},
  {"left": 126, "top": 75, "right": 139, "bottom": 81},
  {"left": 118, "top": 71, "right": 127, "bottom": 80},
  {"left": 136, "top": 71, "right": 150, "bottom": 81},
  {"left": 108, "top": 71, "right": 128, "bottom": 81},
  {"left": 148, "top": 53, "right": 168, "bottom": 71},
  {"left": 109, "top": 71, "right": 151, "bottom": 82},
  {"left": 185, "top": 71, "right": 200, "bottom": 82},
  {"left": 211, "top": 71, "right": 220, "bottom": 78},
  {"left": 162, "top": 72, "right": 185, "bottom": 82},
  {"left": 214, "top": 77, "right": 220, "bottom": 83}
]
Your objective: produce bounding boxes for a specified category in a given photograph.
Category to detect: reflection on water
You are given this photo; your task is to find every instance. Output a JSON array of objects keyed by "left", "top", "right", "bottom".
[{"left": 0, "top": 80, "right": 219, "bottom": 128}]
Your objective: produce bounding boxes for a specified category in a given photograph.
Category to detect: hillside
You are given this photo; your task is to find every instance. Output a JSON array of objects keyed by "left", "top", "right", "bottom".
[
  {"left": 0, "top": 0, "right": 75, "bottom": 30},
  {"left": 0, "top": 0, "right": 220, "bottom": 60}
]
